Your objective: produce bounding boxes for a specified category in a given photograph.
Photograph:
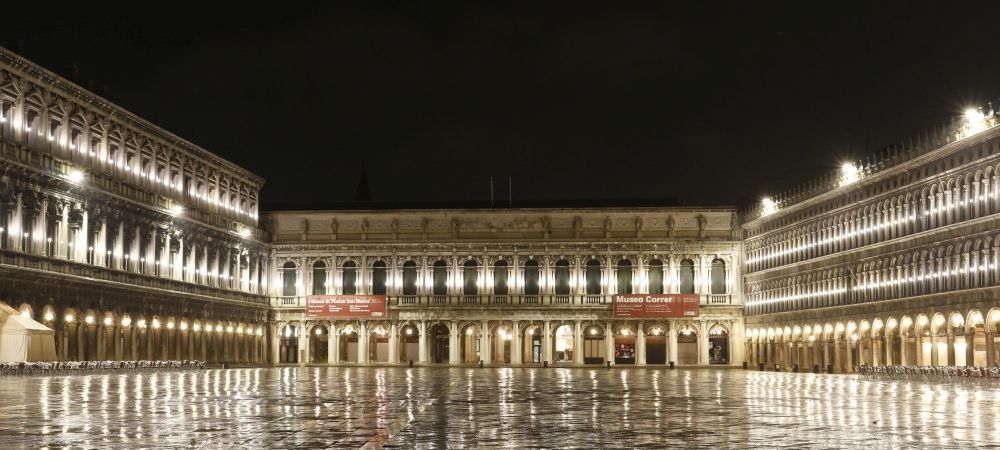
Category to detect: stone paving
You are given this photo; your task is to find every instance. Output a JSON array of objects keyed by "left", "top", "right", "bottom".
[{"left": 0, "top": 367, "right": 998, "bottom": 448}]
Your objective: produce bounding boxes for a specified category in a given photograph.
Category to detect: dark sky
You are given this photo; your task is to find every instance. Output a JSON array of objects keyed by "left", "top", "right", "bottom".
[{"left": 6, "top": 2, "right": 1000, "bottom": 208}]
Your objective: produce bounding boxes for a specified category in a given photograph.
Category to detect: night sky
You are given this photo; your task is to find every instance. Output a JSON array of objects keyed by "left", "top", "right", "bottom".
[{"left": 5, "top": 2, "right": 1000, "bottom": 209}]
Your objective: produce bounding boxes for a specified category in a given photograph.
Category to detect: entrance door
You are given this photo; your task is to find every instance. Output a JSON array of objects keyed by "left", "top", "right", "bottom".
[
  {"left": 614, "top": 336, "right": 635, "bottom": 365},
  {"left": 531, "top": 335, "right": 542, "bottom": 363},
  {"left": 434, "top": 336, "right": 449, "bottom": 363},
  {"left": 645, "top": 335, "right": 666, "bottom": 364},
  {"left": 709, "top": 334, "right": 729, "bottom": 364}
]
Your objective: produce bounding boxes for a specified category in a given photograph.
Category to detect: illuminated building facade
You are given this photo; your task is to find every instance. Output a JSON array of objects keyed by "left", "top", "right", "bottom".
[
  {"left": 0, "top": 48, "right": 270, "bottom": 363},
  {"left": 743, "top": 107, "right": 1000, "bottom": 371},
  {"left": 9, "top": 45, "right": 1000, "bottom": 372},
  {"left": 266, "top": 208, "right": 744, "bottom": 366}
]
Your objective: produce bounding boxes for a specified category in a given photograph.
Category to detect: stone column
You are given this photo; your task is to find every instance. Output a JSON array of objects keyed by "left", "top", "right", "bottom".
[
  {"left": 573, "top": 321, "right": 584, "bottom": 365},
  {"left": 668, "top": 323, "right": 678, "bottom": 365},
  {"left": 511, "top": 320, "right": 522, "bottom": 365},
  {"left": 481, "top": 320, "right": 492, "bottom": 364},
  {"left": 542, "top": 321, "right": 552, "bottom": 364},
  {"left": 885, "top": 335, "right": 894, "bottom": 366},
  {"left": 449, "top": 321, "right": 459, "bottom": 365},
  {"left": 604, "top": 321, "right": 614, "bottom": 366},
  {"left": 330, "top": 323, "right": 340, "bottom": 364},
  {"left": 418, "top": 321, "right": 428, "bottom": 364},
  {"left": 358, "top": 322, "right": 368, "bottom": 364},
  {"left": 965, "top": 333, "right": 974, "bottom": 367},
  {"left": 271, "top": 327, "right": 281, "bottom": 365},
  {"left": 914, "top": 333, "right": 924, "bottom": 365},
  {"left": 636, "top": 322, "right": 646, "bottom": 366},
  {"left": 986, "top": 332, "right": 995, "bottom": 367},
  {"left": 899, "top": 334, "right": 909, "bottom": 366},
  {"left": 298, "top": 324, "right": 308, "bottom": 366},
  {"left": 388, "top": 323, "right": 398, "bottom": 364},
  {"left": 833, "top": 337, "right": 842, "bottom": 373},
  {"left": 929, "top": 334, "right": 938, "bottom": 365},
  {"left": 698, "top": 321, "right": 708, "bottom": 365}
]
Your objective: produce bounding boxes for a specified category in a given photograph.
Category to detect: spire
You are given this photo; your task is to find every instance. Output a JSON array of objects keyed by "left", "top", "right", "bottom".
[{"left": 354, "top": 161, "right": 371, "bottom": 202}]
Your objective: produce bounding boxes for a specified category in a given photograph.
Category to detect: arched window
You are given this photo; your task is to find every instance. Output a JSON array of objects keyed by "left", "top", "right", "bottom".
[
  {"left": 711, "top": 259, "right": 726, "bottom": 294},
  {"left": 648, "top": 259, "right": 664, "bottom": 294},
  {"left": 281, "top": 261, "right": 297, "bottom": 296},
  {"left": 312, "top": 261, "right": 327, "bottom": 295},
  {"left": 616, "top": 260, "right": 632, "bottom": 294},
  {"left": 679, "top": 259, "right": 695, "bottom": 294},
  {"left": 402, "top": 261, "right": 418, "bottom": 295},
  {"left": 342, "top": 260, "right": 357, "bottom": 295},
  {"left": 494, "top": 260, "right": 509, "bottom": 295},
  {"left": 433, "top": 260, "right": 448, "bottom": 295},
  {"left": 586, "top": 259, "right": 602, "bottom": 295},
  {"left": 372, "top": 261, "right": 387, "bottom": 295},
  {"left": 463, "top": 260, "right": 478, "bottom": 295},
  {"left": 554, "top": 259, "right": 571, "bottom": 295},
  {"left": 523, "top": 260, "right": 540, "bottom": 295}
]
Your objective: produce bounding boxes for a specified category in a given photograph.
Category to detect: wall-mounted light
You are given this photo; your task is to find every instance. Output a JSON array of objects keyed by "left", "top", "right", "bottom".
[{"left": 67, "top": 169, "right": 84, "bottom": 183}]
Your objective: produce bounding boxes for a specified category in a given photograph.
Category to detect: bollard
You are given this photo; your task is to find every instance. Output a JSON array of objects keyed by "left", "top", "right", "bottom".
[
  {"left": 607, "top": 361, "right": 611, "bottom": 368},
  {"left": 757, "top": 362, "right": 765, "bottom": 371},
  {"left": 223, "top": 361, "right": 231, "bottom": 369},
  {"left": 408, "top": 360, "right": 413, "bottom": 368},
  {"left": 774, "top": 364, "right": 781, "bottom": 372},
  {"left": 792, "top": 364, "right": 799, "bottom": 373},
  {"left": 669, "top": 361, "right": 675, "bottom": 369},
  {"left": 826, "top": 364, "right": 833, "bottom": 374},
  {"left": 813, "top": 364, "right": 820, "bottom": 373},
  {"left": 742, "top": 361, "right": 748, "bottom": 370},
  {"left": 543, "top": 361, "right": 548, "bottom": 368},
  {"left": 479, "top": 360, "right": 484, "bottom": 368}
]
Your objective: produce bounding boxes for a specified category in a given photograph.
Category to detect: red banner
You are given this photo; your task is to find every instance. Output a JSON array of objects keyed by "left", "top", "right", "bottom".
[
  {"left": 306, "top": 295, "right": 387, "bottom": 318},
  {"left": 612, "top": 294, "right": 699, "bottom": 318}
]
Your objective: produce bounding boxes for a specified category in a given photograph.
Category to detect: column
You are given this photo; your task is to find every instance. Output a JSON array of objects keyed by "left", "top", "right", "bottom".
[
  {"left": 965, "top": 332, "right": 974, "bottom": 367},
  {"left": 946, "top": 332, "right": 956, "bottom": 366},
  {"left": 511, "top": 320, "right": 522, "bottom": 365},
  {"left": 914, "top": 333, "right": 923, "bottom": 365},
  {"left": 885, "top": 335, "right": 894, "bottom": 366},
  {"left": 604, "top": 321, "right": 614, "bottom": 366},
  {"left": 636, "top": 322, "right": 646, "bottom": 366},
  {"left": 271, "top": 327, "right": 281, "bottom": 365},
  {"left": 542, "top": 320, "right": 552, "bottom": 363},
  {"left": 697, "top": 321, "right": 708, "bottom": 365},
  {"left": 929, "top": 334, "right": 938, "bottom": 365},
  {"left": 573, "top": 321, "right": 583, "bottom": 365},
  {"left": 899, "top": 333, "right": 909, "bottom": 366},
  {"left": 481, "top": 320, "right": 492, "bottom": 364},
  {"left": 985, "top": 332, "right": 995, "bottom": 367},
  {"left": 358, "top": 322, "right": 368, "bottom": 364},
  {"left": 449, "top": 321, "right": 459, "bottom": 365},
  {"left": 668, "top": 323, "right": 678, "bottom": 365},
  {"left": 418, "top": 321, "right": 428, "bottom": 364},
  {"left": 113, "top": 324, "right": 122, "bottom": 360},
  {"left": 297, "top": 324, "right": 308, "bottom": 366},
  {"left": 833, "top": 337, "right": 842, "bottom": 373},
  {"left": 388, "top": 323, "right": 398, "bottom": 364},
  {"left": 330, "top": 323, "right": 340, "bottom": 364}
]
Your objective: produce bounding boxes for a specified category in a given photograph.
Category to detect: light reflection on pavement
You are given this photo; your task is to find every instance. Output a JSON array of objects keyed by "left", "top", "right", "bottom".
[{"left": 0, "top": 367, "right": 996, "bottom": 448}]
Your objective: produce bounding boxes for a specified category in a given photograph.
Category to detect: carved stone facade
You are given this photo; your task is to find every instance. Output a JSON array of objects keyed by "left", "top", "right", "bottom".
[
  {"left": 267, "top": 208, "right": 743, "bottom": 366},
  {"left": 0, "top": 47, "right": 269, "bottom": 363},
  {"left": 742, "top": 104, "right": 1000, "bottom": 372}
]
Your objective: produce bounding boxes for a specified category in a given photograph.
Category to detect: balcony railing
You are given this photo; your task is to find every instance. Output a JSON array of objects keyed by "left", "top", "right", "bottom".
[
  {"left": 271, "top": 293, "right": 741, "bottom": 309},
  {"left": 0, "top": 248, "right": 268, "bottom": 305}
]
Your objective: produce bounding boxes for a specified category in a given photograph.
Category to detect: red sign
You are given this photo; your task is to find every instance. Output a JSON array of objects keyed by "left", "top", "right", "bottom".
[
  {"left": 612, "top": 294, "right": 699, "bottom": 318},
  {"left": 306, "top": 295, "right": 387, "bottom": 318}
]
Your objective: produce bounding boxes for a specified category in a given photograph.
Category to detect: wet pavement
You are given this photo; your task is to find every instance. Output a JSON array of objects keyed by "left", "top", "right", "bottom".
[{"left": 0, "top": 367, "right": 997, "bottom": 449}]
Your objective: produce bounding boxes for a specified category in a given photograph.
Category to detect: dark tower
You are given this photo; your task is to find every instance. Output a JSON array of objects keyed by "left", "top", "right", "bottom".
[{"left": 354, "top": 165, "right": 371, "bottom": 202}]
